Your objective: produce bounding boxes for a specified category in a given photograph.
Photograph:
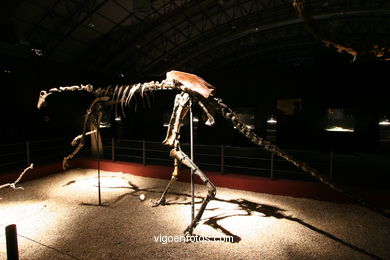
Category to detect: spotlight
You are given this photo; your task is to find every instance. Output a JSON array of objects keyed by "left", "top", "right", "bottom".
[
  {"left": 267, "top": 115, "right": 277, "bottom": 124},
  {"left": 325, "top": 126, "right": 354, "bottom": 132},
  {"left": 379, "top": 118, "right": 390, "bottom": 126}
]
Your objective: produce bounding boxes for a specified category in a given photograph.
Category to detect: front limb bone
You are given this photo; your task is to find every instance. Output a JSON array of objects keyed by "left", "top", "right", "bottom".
[
  {"left": 71, "top": 130, "right": 97, "bottom": 146},
  {"left": 63, "top": 143, "right": 84, "bottom": 170},
  {"left": 63, "top": 96, "right": 109, "bottom": 170},
  {"left": 198, "top": 100, "right": 215, "bottom": 126}
]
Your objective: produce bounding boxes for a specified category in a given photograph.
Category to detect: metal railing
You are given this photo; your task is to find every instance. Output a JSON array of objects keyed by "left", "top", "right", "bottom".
[
  {"left": 102, "top": 138, "right": 330, "bottom": 182},
  {"left": 0, "top": 137, "right": 90, "bottom": 173},
  {"left": 1, "top": 138, "right": 389, "bottom": 188}
]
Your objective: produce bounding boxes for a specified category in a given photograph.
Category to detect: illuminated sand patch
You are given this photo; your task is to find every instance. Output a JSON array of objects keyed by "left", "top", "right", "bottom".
[{"left": 0, "top": 168, "right": 389, "bottom": 259}]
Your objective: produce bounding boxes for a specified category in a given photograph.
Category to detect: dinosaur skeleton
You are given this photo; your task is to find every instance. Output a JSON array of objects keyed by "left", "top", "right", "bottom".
[{"left": 37, "top": 71, "right": 388, "bottom": 234}]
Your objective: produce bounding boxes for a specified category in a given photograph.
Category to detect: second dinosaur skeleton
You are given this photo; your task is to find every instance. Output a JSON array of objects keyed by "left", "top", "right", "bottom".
[
  {"left": 290, "top": 0, "right": 390, "bottom": 61},
  {"left": 0, "top": 164, "right": 34, "bottom": 193},
  {"left": 37, "top": 70, "right": 389, "bottom": 234}
]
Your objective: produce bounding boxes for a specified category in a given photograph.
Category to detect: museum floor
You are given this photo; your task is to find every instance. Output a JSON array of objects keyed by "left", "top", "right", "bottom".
[{"left": 0, "top": 168, "right": 389, "bottom": 259}]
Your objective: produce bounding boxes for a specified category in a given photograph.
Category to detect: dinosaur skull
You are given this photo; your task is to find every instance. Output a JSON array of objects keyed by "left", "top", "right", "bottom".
[{"left": 37, "top": 90, "right": 50, "bottom": 109}]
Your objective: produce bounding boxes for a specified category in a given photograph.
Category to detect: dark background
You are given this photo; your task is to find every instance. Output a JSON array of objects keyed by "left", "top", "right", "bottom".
[
  {"left": 0, "top": 0, "right": 389, "bottom": 154},
  {"left": 1, "top": 49, "right": 389, "bottom": 154}
]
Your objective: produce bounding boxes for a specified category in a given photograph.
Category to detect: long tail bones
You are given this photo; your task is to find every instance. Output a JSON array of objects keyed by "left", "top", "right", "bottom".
[{"left": 37, "top": 70, "right": 389, "bottom": 235}]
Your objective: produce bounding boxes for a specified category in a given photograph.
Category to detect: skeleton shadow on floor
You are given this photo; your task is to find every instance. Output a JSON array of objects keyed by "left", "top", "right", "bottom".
[
  {"left": 63, "top": 178, "right": 383, "bottom": 258},
  {"left": 204, "top": 198, "right": 382, "bottom": 258}
]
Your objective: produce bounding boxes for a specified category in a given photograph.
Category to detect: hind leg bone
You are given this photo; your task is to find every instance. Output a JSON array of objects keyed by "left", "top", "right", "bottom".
[
  {"left": 152, "top": 158, "right": 180, "bottom": 206},
  {"left": 153, "top": 92, "right": 190, "bottom": 206},
  {"left": 170, "top": 147, "right": 216, "bottom": 235}
]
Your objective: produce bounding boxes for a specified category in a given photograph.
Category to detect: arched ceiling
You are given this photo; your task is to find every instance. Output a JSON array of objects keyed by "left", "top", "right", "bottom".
[{"left": 2, "top": 0, "right": 390, "bottom": 78}]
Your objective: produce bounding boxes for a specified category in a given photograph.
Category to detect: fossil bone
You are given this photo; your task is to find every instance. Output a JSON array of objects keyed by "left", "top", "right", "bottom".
[
  {"left": 0, "top": 164, "right": 34, "bottom": 192},
  {"left": 290, "top": 0, "right": 390, "bottom": 61}
]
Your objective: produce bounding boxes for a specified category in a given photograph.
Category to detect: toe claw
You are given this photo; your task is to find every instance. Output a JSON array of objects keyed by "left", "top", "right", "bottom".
[
  {"left": 184, "top": 226, "right": 193, "bottom": 236},
  {"left": 152, "top": 198, "right": 165, "bottom": 207}
]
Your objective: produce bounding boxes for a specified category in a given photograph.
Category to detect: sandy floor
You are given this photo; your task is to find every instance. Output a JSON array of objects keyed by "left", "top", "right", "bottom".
[{"left": 0, "top": 168, "right": 389, "bottom": 260}]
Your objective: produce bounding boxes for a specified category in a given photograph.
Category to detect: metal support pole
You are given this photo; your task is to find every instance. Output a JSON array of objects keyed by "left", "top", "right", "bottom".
[
  {"left": 270, "top": 152, "right": 275, "bottom": 180},
  {"left": 96, "top": 127, "right": 102, "bottom": 206},
  {"left": 26, "top": 141, "right": 30, "bottom": 166},
  {"left": 111, "top": 138, "right": 115, "bottom": 161},
  {"left": 329, "top": 150, "right": 334, "bottom": 181},
  {"left": 220, "top": 145, "right": 224, "bottom": 174},
  {"left": 6, "top": 224, "right": 19, "bottom": 260},
  {"left": 142, "top": 140, "right": 146, "bottom": 165},
  {"left": 190, "top": 100, "right": 195, "bottom": 222}
]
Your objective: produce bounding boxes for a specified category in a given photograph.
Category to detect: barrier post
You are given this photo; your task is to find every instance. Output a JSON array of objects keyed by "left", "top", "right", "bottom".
[{"left": 6, "top": 224, "right": 19, "bottom": 260}]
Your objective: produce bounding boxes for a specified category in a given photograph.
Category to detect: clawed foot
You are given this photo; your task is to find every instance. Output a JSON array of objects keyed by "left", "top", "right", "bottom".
[
  {"left": 71, "top": 137, "right": 80, "bottom": 146},
  {"left": 184, "top": 220, "right": 198, "bottom": 236},
  {"left": 62, "top": 159, "right": 70, "bottom": 171},
  {"left": 184, "top": 226, "right": 194, "bottom": 236},
  {"left": 151, "top": 198, "right": 166, "bottom": 207}
]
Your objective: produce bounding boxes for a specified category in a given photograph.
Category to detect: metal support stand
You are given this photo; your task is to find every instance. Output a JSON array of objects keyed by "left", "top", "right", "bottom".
[
  {"left": 6, "top": 224, "right": 19, "bottom": 260},
  {"left": 142, "top": 140, "right": 146, "bottom": 166},
  {"left": 189, "top": 100, "right": 195, "bottom": 222},
  {"left": 329, "top": 150, "right": 334, "bottom": 181},
  {"left": 26, "top": 141, "right": 30, "bottom": 166},
  {"left": 111, "top": 137, "right": 115, "bottom": 161},
  {"left": 270, "top": 152, "right": 275, "bottom": 180},
  {"left": 220, "top": 145, "right": 224, "bottom": 174},
  {"left": 96, "top": 126, "right": 102, "bottom": 206}
]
